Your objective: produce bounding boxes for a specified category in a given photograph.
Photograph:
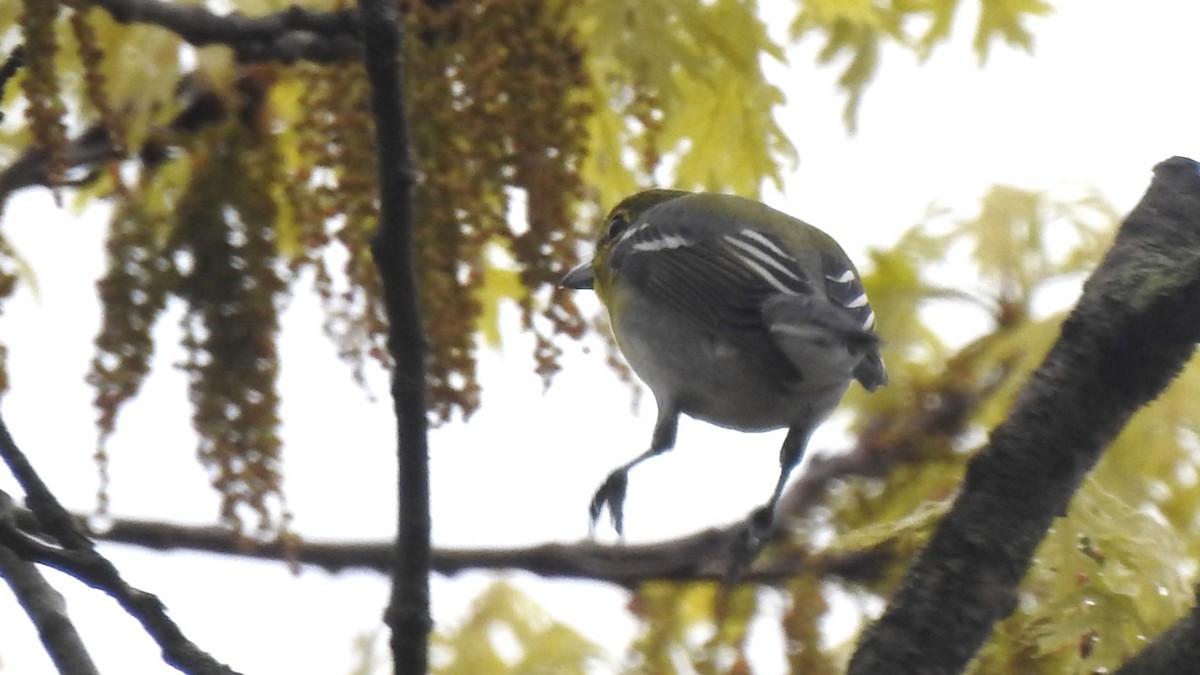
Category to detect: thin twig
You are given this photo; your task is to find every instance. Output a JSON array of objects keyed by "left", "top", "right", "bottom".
[
  {"left": 0, "top": 45, "right": 25, "bottom": 123},
  {"left": 0, "top": 414, "right": 241, "bottom": 675}
]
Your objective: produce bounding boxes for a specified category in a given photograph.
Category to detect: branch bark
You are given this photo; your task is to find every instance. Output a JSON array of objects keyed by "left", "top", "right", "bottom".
[
  {"left": 848, "top": 156, "right": 1200, "bottom": 674},
  {"left": 5, "top": 357, "right": 978, "bottom": 588},
  {"left": 0, "top": 493, "right": 100, "bottom": 675},
  {"left": 356, "top": 1, "right": 429, "bottom": 673},
  {"left": 0, "top": 415, "right": 241, "bottom": 675},
  {"left": 87, "top": 0, "right": 361, "bottom": 62},
  {"left": 0, "top": 545, "right": 101, "bottom": 675},
  {"left": 14, "top": 510, "right": 893, "bottom": 588}
]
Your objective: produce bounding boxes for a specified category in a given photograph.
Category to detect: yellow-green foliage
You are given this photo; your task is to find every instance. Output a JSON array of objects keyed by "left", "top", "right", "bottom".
[
  {"left": 970, "top": 481, "right": 1192, "bottom": 673},
  {"left": 430, "top": 581, "right": 603, "bottom": 674},
  {"left": 792, "top": 0, "right": 1052, "bottom": 128},
  {"left": 783, "top": 573, "right": 838, "bottom": 675},
  {"left": 572, "top": 0, "right": 793, "bottom": 204},
  {"left": 626, "top": 581, "right": 758, "bottom": 674}
]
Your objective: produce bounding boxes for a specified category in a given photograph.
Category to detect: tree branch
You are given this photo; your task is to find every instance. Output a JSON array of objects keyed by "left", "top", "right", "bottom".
[
  {"left": 0, "top": 414, "right": 241, "bottom": 675},
  {"left": 848, "top": 156, "right": 1200, "bottom": 674},
  {"left": 0, "top": 70, "right": 253, "bottom": 206},
  {"left": 0, "top": 492, "right": 100, "bottom": 675},
  {"left": 2, "top": 357, "right": 981, "bottom": 589},
  {"left": 356, "top": 0, "right": 428, "bottom": 673},
  {"left": 0, "top": 125, "right": 121, "bottom": 203},
  {"left": 0, "top": 46, "right": 24, "bottom": 124},
  {"left": 87, "top": 0, "right": 361, "bottom": 63},
  {"left": 11, "top": 509, "right": 894, "bottom": 588}
]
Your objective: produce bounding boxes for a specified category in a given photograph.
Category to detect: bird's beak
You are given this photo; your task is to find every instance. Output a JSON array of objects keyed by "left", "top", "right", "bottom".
[
  {"left": 561, "top": 260, "right": 595, "bottom": 289},
  {"left": 561, "top": 258, "right": 600, "bottom": 288}
]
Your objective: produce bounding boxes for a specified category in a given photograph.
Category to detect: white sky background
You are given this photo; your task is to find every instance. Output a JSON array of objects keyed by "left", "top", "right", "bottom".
[{"left": 2, "top": 0, "right": 1200, "bottom": 673}]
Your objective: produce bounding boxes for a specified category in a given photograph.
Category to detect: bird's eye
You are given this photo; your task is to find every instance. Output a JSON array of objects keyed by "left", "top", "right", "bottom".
[{"left": 606, "top": 211, "right": 630, "bottom": 241}]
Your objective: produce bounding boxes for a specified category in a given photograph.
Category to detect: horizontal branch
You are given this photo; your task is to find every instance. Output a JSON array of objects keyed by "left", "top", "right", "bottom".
[
  {"left": 11, "top": 509, "right": 894, "bottom": 589},
  {"left": 1, "top": 73, "right": 239, "bottom": 203},
  {"left": 3, "top": 352, "right": 982, "bottom": 589},
  {"left": 88, "top": 0, "right": 361, "bottom": 62}
]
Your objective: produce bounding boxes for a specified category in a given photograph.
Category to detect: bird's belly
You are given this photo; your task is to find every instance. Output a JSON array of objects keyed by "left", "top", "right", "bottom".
[{"left": 613, "top": 316, "right": 849, "bottom": 432}]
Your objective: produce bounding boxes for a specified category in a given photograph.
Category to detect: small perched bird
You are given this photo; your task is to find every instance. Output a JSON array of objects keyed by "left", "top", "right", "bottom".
[{"left": 562, "top": 190, "right": 886, "bottom": 574}]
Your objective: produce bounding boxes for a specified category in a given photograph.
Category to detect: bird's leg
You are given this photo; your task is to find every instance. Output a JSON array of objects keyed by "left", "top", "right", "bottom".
[
  {"left": 589, "top": 408, "right": 679, "bottom": 537},
  {"left": 728, "top": 424, "right": 813, "bottom": 582}
]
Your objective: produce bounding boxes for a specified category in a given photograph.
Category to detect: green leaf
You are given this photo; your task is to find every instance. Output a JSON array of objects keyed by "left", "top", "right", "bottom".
[
  {"left": 433, "top": 581, "right": 604, "bottom": 675},
  {"left": 974, "top": 0, "right": 1054, "bottom": 61}
]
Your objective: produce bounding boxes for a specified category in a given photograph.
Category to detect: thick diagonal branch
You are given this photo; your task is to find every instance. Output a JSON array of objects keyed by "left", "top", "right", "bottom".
[{"left": 848, "top": 156, "right": 1200, "bottom": 674}]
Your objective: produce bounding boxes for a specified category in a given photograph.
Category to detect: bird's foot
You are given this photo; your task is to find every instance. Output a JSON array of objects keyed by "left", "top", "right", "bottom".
[
  {"left": 726, "top": 506, "right": 774, "bottom": 584},
  {"left": 588, "top": 470, "right": 629, "bottom": 537}
]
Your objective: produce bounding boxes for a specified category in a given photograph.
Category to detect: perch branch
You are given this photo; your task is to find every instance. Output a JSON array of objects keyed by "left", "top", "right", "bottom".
[{"left": 11, "top": 509, "right": 896, "bottom": 588}]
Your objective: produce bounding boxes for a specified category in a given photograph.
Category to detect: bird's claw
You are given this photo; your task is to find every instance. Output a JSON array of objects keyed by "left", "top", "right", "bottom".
[
  {"left": 726, "top": 505, "right": 773, "bottom": 584},
  {"left": 588, "top": 471, "right": 629, "bottom": 537}
]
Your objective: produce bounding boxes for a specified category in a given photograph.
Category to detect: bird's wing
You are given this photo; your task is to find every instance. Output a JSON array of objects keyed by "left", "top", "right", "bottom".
[
  {"left": 815, "top": 250, "right": 888, "bottom": 390},
  {"left": 610, "top": 211, "right": 887, "bottom": 390},
  {"left": 609, "top": 217, "right": 810, "bottom": 332}
]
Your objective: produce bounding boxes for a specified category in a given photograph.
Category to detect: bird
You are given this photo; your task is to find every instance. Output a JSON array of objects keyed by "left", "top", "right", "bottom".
[{"left": 561, "top": 189, "right": 886, "bottom": 575}]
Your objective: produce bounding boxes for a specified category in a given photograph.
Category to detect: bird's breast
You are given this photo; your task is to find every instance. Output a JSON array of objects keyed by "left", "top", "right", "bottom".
[{"left": 610, "top": 295, "right": 850, "bottom": 432}]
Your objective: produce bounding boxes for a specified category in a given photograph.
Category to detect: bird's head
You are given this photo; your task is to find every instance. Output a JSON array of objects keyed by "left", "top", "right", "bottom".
[{"left": 561, "top": 189, "right": 690, "bottom": 291}]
